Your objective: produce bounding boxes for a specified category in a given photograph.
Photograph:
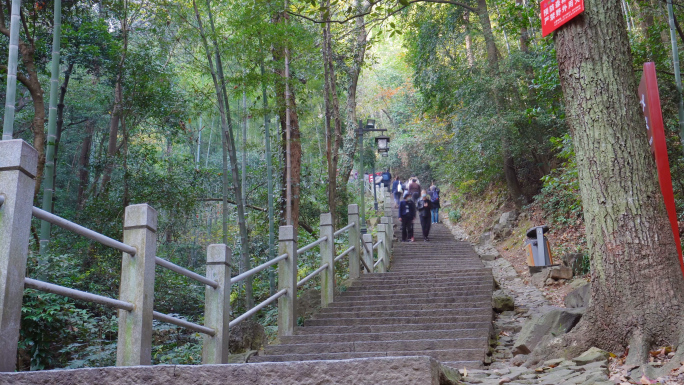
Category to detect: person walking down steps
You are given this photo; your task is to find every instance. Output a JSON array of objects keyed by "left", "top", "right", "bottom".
[
  {"left": 399, "top": 191, "right": 416, "bottom": 242},
  {"left": 392, "top": 176, "right": 402, "bottom": 208},
  {"left": 417, "top": 190, "right": 433, "bottom": 241},
  {"left": 429, "top": 182, "right": 440, "bottom": 224},
  {"left": 407, "top": 178, "right": 421, "bottom": 203}
]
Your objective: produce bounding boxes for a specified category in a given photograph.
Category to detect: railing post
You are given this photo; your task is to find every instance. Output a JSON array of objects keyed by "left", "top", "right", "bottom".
[
  {"left": 381, "top": 216, "right": 392, "bottom": 250},
  {"left": 0, "top": 140, "right": 37, "bottom": 372},
  {"left": 320, "top": 213, "right": 334, "bottom": 308},
  {"left": 278, "top": 225, "right": 297, "bottom": 337},
  {"left": 377, "top": 224, "right": 387, "bottom": 273},
  {"left": 117, "top": 204, "right": 157, "bottom": 366},
  {"left": 203, "top": 244, "right": 231, "bottom": 364},
  {"left": 348, "top": 204, "right": 360, "bottom": 280},
  {"left": 363, "top": 233, "right": 373, "bottom": 273}
]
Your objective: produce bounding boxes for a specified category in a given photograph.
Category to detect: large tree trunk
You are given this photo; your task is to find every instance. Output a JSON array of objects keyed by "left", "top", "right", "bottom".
[
  {"left": 322, "top": 6, "right": 343, "bottom": 224},
  {"left": 553, "top": 0, "right": 684, "bottom": 363},
  {"left": 0, "top": 2, "right": 44, "bottom": 198},
  {"left": 338, "top": 0, "right": 367, "bottom": 187}
]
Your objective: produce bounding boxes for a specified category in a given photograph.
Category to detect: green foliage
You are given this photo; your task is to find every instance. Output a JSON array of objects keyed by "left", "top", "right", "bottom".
[
  {"left": 534, "top": 134, "right": 582, "bottom": 225},
  {"left": 448, "top": 208, "right": 461, "bottom": 223}
]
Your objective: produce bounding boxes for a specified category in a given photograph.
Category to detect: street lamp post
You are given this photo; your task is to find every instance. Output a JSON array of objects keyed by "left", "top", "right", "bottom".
[{"left": 356, "top": 119, "right": 390, "bottom": 234}]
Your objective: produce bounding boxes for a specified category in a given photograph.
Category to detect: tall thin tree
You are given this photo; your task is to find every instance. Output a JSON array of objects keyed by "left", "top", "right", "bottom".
[
  {"left": 39, "top": 0, "right": 63, "bottom": 254},
  {"left": 193, "top": 0, "right": 253, "bottom": 309}
]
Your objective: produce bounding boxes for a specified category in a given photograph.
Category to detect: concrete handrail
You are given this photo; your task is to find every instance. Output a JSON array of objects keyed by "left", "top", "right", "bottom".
[
  {"left": 333, "top": 222, "right": 355, "bottom": 237},
  {"left": 231, "top": 253, "right": 288, "bottom": 284},
  {"left": 153, "top": 311, "right": 215, "bottom": 335},
  {"left": 334, "top": 246, "right": 355, "bottom": 262},
  {"left": 297, "top": 236, "right": 328, "bottom": 255},
  {"left": 24, "top": 277, "right": 134, "bottom": 311},
  {"left": 32, "top": 206, "right": 137, "bottom": 256},
  {"left": 155, "top": 256, "right": 218, "bottom": 289},
  {"left": 297, "top": 263, "right": 329, "bottom": 288},
  {"left": 230, "top": 288, "right": 287, "bottom": 327}
]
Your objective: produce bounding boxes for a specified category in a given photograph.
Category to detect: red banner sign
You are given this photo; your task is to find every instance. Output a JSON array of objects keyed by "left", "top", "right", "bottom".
[
  {"left": 540, "top": 0, "right": 584, "bottom": 37},
  {"left": 638, "top": 62, "right": 684, "bottom": 277}
]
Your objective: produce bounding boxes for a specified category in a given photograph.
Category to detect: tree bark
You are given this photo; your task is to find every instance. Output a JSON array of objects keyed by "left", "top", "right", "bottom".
[
  {"left": 0, "top": 4, "right": 46, "bottom": 198},
  {"left": 554, "top": 0, "right": 684, "bottom": 362},
  {"left": 322, "top": 5, "right": 343, "bottom": 224},
  {"left": 338, "top": 0, "right": 367, "bottom": 187}
]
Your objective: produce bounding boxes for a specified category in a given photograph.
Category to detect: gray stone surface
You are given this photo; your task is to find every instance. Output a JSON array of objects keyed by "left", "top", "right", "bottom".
[
  {"left": 0, "top": 356, "right": 460, "bottom": 385},
  {"left": 564, "top": 282, "right": 590, "bottom": 308},
  {"left": 493, "top": 291, "right": 515, "bottom": 313},
  {"left": 512, "top": 307, "right": 584, "bottom": 355},
  {"left": 572, "top": 347, "right": 609, "bottom": 366},
  {"left": 548, "top": 266, "right": 573, "bottom": 280},
  {"left": 442, "top": 218, "right": 613, "bottom": 385}
]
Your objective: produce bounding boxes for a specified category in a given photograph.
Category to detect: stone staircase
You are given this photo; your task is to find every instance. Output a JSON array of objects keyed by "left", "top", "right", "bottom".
[{"left": 251, "top": 218, "right": 494, "bottom": 369}]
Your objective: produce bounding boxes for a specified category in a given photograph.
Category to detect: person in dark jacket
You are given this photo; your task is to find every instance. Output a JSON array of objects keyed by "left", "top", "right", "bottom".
[
  {"left": 398, "top": 191, "right": 416, "bottom": 242},
  {"left": 417, "top": 190, "right": 433, "bottom": 241},
  {"left": 407, "top": 178, "right": 421, "bottom": 203},
  {"left": 429, "top": 183, "right": 440, "bottom": 224}
]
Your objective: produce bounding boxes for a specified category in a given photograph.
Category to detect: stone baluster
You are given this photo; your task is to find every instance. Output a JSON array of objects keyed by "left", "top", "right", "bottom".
[
  {"left": 0, "top": 140, "right": 37, "bottom": 372},
  {"left": 203, "top": 244, "right": 231, "bottom": 364},
  {"left": 278, "top": 225, "right": 297, "bottom": 337},
  {"left": 117, "top": 204, "right": 157, "bottom": 366}
]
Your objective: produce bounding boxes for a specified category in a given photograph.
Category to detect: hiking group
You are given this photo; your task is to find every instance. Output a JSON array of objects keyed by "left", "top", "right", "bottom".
[{"left": 392, "top": 177, "right": 440, "bottom": 242}]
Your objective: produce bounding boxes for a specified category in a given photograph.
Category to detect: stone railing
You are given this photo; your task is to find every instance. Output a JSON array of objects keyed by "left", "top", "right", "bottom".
[{"left": 0, "top": 139, "right": 394, "bottom": 371}]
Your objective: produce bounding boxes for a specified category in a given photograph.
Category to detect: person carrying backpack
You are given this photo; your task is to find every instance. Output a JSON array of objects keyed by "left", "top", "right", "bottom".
[
  {"left": 417, "top": 190, "right": 434, "bottom": 241},
  {"left": 381, "top": 170, "right": 392, "bottom": 191},
  {"left": 399, "top": 191, "right": 416, "bottom": 242},
  {"left": 429, "top": 182, "right": 440, "bottom": 224}
]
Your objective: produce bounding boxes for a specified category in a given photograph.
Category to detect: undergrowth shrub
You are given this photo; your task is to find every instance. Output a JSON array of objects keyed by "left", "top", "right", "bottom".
[{"left": 533, "top": 133, "right": 583, "bottom": 225}]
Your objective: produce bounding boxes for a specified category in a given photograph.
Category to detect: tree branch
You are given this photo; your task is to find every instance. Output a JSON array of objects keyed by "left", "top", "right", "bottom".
[
  {"left": 200, "top": 198, "right": 267, "bottom": 212},
  {"left": 673, "top": 10, "right": 684, "bottom": 45},
  {"left": 288, "top": 0, "right": 476, "bottom": 24}
]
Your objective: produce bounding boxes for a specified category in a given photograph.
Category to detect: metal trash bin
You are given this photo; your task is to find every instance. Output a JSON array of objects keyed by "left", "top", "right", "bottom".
[{"left": 524, "top": 225, "right": 555, "bottom": 274}]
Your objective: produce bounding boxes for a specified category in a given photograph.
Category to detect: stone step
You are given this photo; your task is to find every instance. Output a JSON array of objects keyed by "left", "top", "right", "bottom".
[
  {"left": 351, "top": 270, "right": 491, "bottom": 281},
  {"left": 250, "top": 348, "right": 485, "bottom": 363},
  {"left": 265, "top": 337, "right": 488, "bottom": 355},
  {"left": 313, "top": 307, "right": 492, "bottom": 320},
  {"left": 293, "top": 322, "right": 493, "bottom": 336},
  {"left": 442, "top": 361, "right": 484, "bottom": 370},
  {"left": 332, "top": 288, "right": 493, "bottom": 303},
  {"left": 281, "top": 328, "right": 490, "bottom": 344},
  {"left": 344, "top": 279, "right": 492, "bottom": 291},
  {"left": 349, "top": 275, "right": 493, "bottom": 286},
  {"left": 303, "top": 314, "right": 490, "bottom": 327},
  {"left": 335, "top": 283, "right": 493, "bottom": 297},
  {"left": 324, "top": 298, "right": 492, "bottom": 312},
  {"left": 363, "top": 268, "right": 491, "bottom": 276}
]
